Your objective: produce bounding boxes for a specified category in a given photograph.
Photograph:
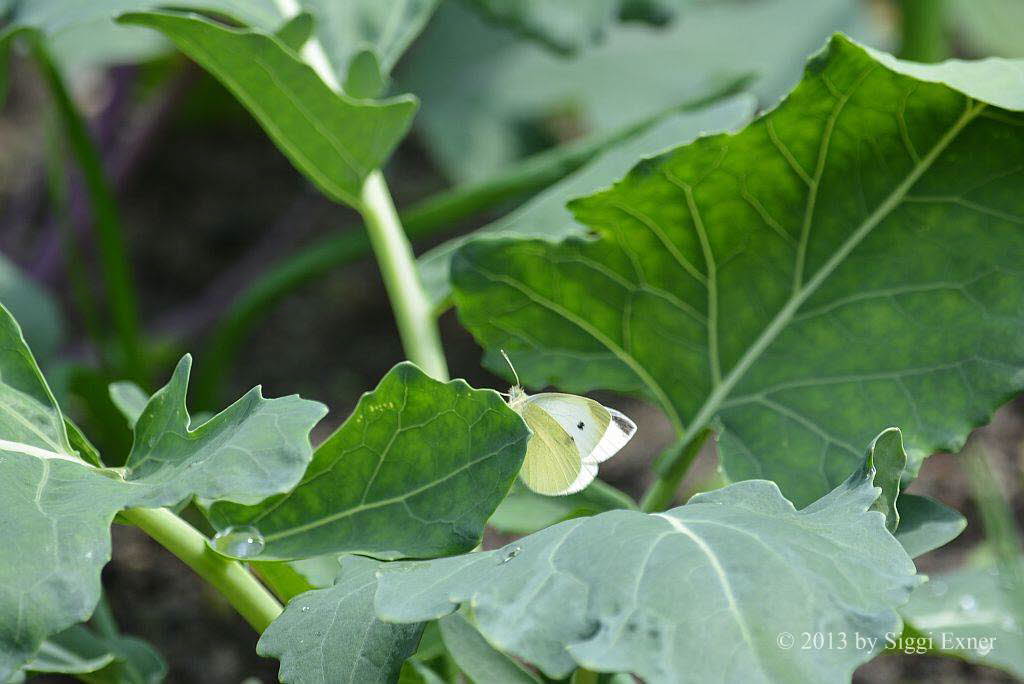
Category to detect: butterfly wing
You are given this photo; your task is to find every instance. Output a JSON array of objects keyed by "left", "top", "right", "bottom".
[
  {"left": 519, "top": 401, "right": 583, "bottom": 496},
  {"left": 592, "top": 407, "right": 637, "bottom": 464},
  {"left": 529, "top": 394, "right": 636, "bottom": 466}
]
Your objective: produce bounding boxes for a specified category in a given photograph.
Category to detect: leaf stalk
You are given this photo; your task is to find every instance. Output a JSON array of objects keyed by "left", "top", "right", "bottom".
[
  {"left": 121, "top": 507, "right": 282, "bottom": 632},
  {"left": 358, "top": 170, "right": 450, "bottom": 380}
]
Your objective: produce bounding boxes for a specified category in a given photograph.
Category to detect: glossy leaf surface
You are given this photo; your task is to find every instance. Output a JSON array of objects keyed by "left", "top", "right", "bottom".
[
  {"left": 418, "top": 94, "right": 757, "bottom": 309},
  {"left": 452, "top": 35, "right": 1024, "bottom": 506},
  {"left": 209, "top": 363, "right": 530, "bottom": 560}
]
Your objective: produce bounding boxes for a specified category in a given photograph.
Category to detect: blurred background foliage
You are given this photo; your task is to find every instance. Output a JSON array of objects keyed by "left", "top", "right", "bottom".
[{"left": 1, "top": 0, "right": 1023, "bottom": 681}]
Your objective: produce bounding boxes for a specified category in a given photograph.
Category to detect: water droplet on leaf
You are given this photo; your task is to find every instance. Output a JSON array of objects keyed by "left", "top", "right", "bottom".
[
  {"left": 958, "top": 594, "right": 977, "bottom": 612},
  {"left": 301, "top": 606, "right": 310, "bottom": 612},
  {"left": 501, "top": 546, "right": 522, "bottom": 564},
  {"left": 212, "top": 525, "right": 265, "bottom": 559},
  {"left": 928, "top": 580, "right": 948, "bottom": 597}
]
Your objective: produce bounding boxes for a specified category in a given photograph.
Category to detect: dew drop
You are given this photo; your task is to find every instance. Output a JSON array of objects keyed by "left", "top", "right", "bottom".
[
  {"left": 502, "top": 546, "right": 522, "bottom": 564},
  {"left": 212, "top": 525, "right": 265, "bottom": 559},
  {"left": 301, "top": 606, "right": 310, "bottom": 613},
  {"left": 927, "top": 580, "right": 948, "bottom": 597},
  {"left": 1001, "top": 616, "right": 1017, "bottom": 632},
  {"left": 958, "top": 594, "right": 978, "bottom": 612}
]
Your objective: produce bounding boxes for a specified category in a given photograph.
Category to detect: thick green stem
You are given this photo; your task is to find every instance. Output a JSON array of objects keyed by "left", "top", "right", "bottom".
[
  {"left": 899, "top": 0, "right": 948, "bottom": 63},
  {"left": 31, "top": 37, "right": 145, "bottom": 381},
  {"left": 640, "top": 428, "right": 712, "bottom": 513},
  {"left": 121, "top": 507, "right": 282, "bottom": 632},
  {"left": 358, "top": 170, "right": 449, "bottom": 380}
]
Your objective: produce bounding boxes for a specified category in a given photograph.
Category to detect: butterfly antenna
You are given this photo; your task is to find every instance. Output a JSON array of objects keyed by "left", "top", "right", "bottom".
[{"left": 499, "top": 349, "right": 520, "bottom": 386}]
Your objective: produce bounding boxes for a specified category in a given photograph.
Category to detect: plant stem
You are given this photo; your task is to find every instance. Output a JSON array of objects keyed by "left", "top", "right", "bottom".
[
  {"left": 640, "top": 428, "right": 712, "bottom": 513},
  {"left": 268, "top": 2, "right": 448, "bottom": 380},
  {"left": 121, "top": 507, "right": 282, "bottom": 632},
  {"left": 899, "top": 0, "right": 948, "bottom": 63},
  {"left": 359, "top": 170, "right": 449, "bottom": 380},
  {"left": 30, "top": 37, "right": 146, "bottom": 382}
]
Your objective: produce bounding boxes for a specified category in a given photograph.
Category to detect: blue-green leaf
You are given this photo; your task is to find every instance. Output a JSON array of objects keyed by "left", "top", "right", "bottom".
[
  {"left": 375, "top": 434, "right": 921, "bottom": 682},
  {"left": 901, "top": 556, "right": 1024, "bottom": 678},
  {"left": 122, "top": 355, "right": 326, "bottom": 508},
  {"left": 258, "top": 556, "right": 423, "bottom": 684},
  {"left": 439, "top": 611, "right": 541, "bottom": 684},
  {"left": 0, "top": 305, "right": 322, "bottom": 677},
  {"left": 894, "top": 494, "right": 966, "bottom": 558}
]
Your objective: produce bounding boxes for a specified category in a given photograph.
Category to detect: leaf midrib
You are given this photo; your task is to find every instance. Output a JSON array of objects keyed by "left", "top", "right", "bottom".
[
  {"left": 676, "top": 97, "right": 987, "bottom": 447},
  {"left": 261, "top": 434, "right": 524, "bottom": 545}
]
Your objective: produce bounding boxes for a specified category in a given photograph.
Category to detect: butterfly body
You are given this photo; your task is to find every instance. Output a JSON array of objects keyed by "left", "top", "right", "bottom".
[{"left": 508, "top": 384, "right": 637, "bottom": 496}]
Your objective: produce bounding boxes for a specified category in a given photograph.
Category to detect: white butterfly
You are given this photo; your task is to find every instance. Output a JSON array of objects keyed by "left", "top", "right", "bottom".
[{"left": 501, "top": 351, "right": 637, "bottom": 496}]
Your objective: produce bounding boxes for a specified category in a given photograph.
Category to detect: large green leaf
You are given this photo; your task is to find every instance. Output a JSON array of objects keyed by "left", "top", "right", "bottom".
[
  {"left": 258, "top": 555, "right": 423, "bottom": 684},
  {"left": 464, "top": 0, "right": 687, "bottom": 54},
  {"left": 0, "top": 305, "right": 324, "bottom": 677},
  {"left": 118, "top": 10, "right": 417, "bottom": 208},
  {"left": 418, "top": 94, "right": 757, "bottom": 309},
  {"left": 207, "top": 362, "right": 530, "bottom": 561},
  {"left": 374, "top": 432, "right": 921, "bottom": 682},
  {"left": 399, "top": 0, "right": 878, "bottom": 183},
  {"left": 901, "top": 556, "right": 1024, "bottom": 678},
  {"left": 0, "top": 342, "right": 128, "bottom": 684},
  {"left": 451, "top": 34, "right": 1024, "bottom": 507}
]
